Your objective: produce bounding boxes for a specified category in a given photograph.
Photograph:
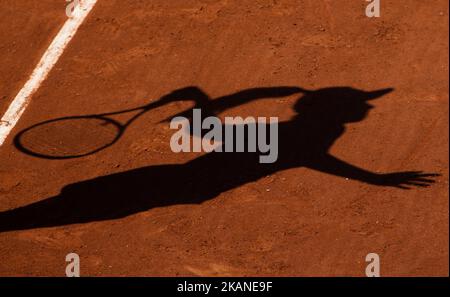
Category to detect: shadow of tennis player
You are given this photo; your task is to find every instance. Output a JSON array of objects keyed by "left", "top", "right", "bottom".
[{"left": 0, "top": 86, "right": 438, "bottom": 232}]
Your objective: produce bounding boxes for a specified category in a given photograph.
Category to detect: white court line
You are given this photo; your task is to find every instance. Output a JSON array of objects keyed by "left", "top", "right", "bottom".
[{"left": 0, "top": 0, "right": 98, "bottom": 146}]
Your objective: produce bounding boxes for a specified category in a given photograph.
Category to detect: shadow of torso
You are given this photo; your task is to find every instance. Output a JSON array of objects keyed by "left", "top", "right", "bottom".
[{"left": 55, "top": 116, "right": 345, "bottom": 221}]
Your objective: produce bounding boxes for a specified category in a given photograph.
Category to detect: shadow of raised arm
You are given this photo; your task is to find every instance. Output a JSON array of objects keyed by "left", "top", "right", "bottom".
[{"left": 161, "top": 86, "right": 304, "bottom": 121}]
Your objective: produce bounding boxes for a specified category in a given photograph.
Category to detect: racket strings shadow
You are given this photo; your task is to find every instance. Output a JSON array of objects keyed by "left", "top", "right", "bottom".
[{"left": 1, "top": 85, "right": 439, "bottom": 233}]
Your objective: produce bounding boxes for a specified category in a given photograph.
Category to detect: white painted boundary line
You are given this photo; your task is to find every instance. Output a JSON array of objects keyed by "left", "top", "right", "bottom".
[{"left": 0, "top": 0, "right": 98, "bottom": 146}]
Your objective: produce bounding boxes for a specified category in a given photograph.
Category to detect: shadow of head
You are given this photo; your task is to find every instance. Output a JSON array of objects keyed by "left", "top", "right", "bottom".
[{"left": 294, "top": 87, "right": 394, "bottom": 123}]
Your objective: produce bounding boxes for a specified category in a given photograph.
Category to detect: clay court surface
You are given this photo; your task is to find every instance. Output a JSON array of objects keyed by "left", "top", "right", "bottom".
[{"left": 0, "top": 0, "right": 448, "bottom": 276}]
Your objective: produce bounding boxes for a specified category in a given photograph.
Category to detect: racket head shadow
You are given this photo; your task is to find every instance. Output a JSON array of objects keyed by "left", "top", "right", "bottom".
[{"left": 14, "top": 116, "right": 123, "bottom": 159}]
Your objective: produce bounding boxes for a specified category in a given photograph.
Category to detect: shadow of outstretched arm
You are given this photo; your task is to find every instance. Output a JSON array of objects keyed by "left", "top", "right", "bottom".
[{"left": 304, "top": 153, "right": 439, "bottom": 189}]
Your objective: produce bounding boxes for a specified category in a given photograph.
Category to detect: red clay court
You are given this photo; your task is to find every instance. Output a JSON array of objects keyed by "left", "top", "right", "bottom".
[{"left": 0, "top": 0, "right": 448, "bottom": 276}]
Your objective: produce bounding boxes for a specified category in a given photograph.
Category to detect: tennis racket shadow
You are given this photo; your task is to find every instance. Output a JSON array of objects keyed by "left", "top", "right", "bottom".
[{"left": 12, "top": 87, "right": 209, "bottom": 159}]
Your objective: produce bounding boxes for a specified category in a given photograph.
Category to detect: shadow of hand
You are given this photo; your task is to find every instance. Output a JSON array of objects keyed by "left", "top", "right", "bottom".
[{"left": 374, "top": 171, "right": 439, "bottom": 189}]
